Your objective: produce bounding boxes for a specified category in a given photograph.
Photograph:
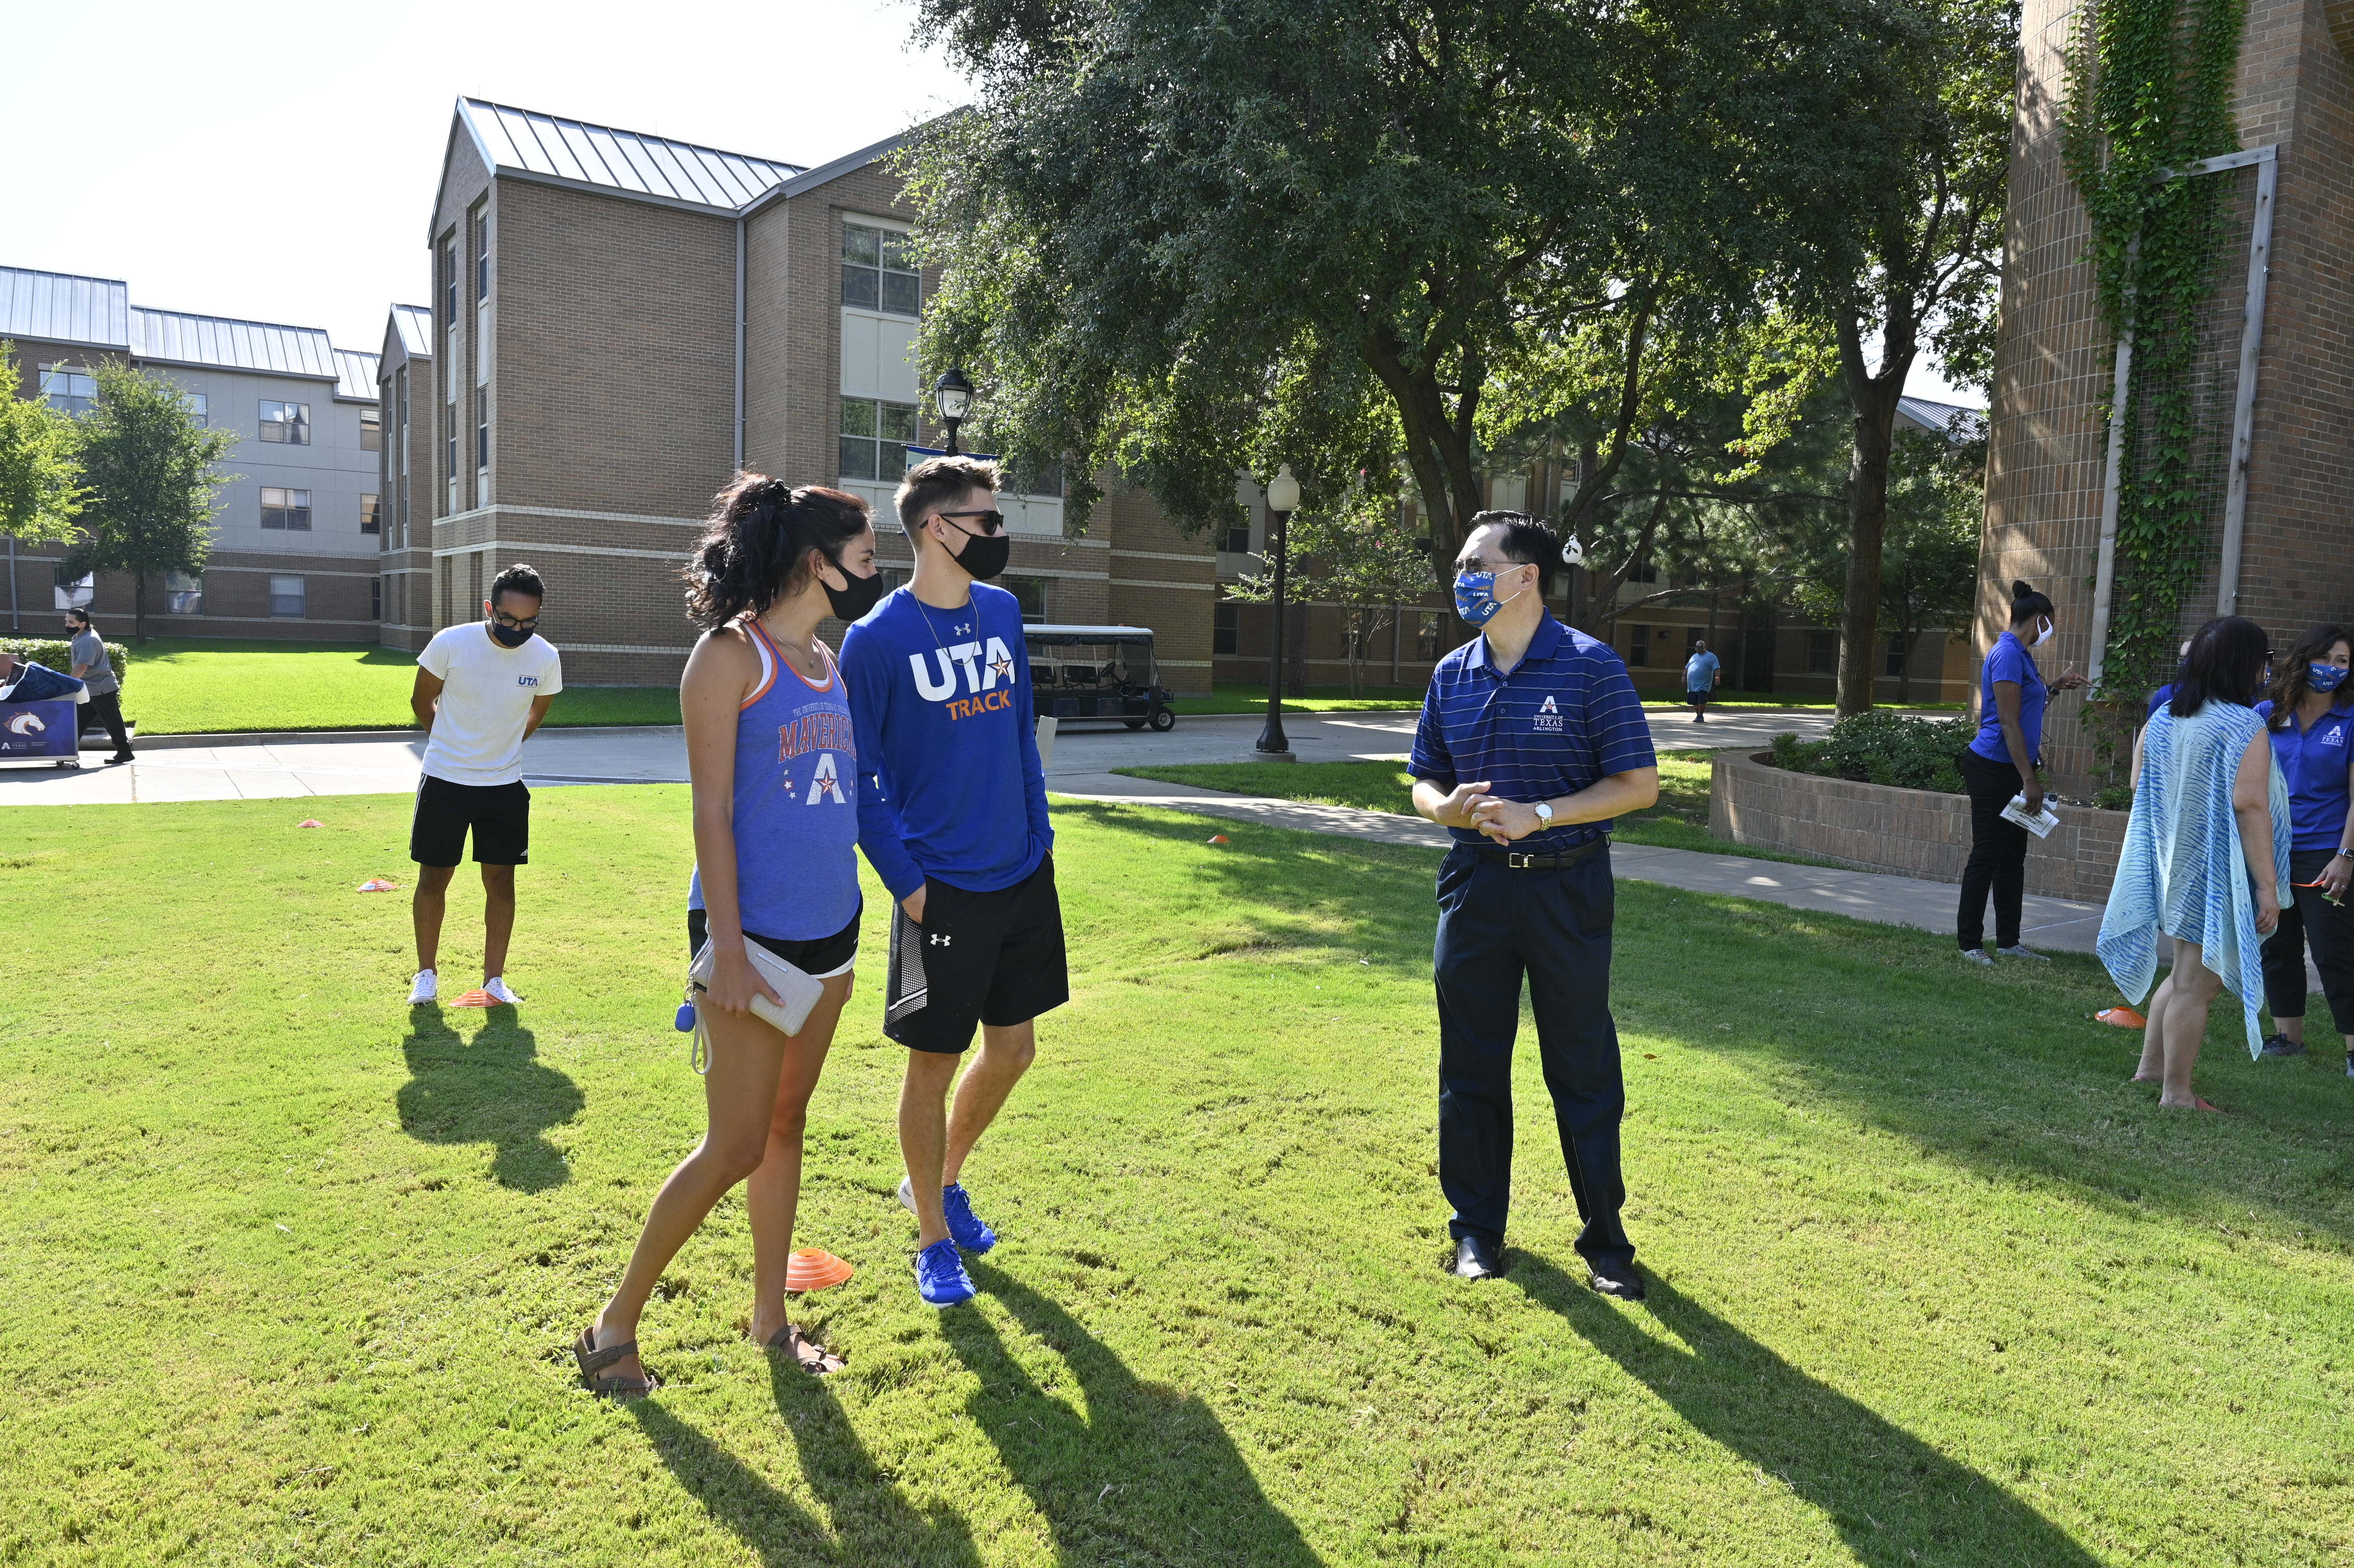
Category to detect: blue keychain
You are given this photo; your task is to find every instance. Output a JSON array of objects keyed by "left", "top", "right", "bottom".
[{"left": 674, "top": 986, "right": 697, "bottom": 1033}]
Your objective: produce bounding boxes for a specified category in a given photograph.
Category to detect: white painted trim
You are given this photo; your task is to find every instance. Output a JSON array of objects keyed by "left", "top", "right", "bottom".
[
  {"left": 1109, "top": 548, "right": 1218, "bottom": 564},
  {"left": 431, "top": 540, "right": 688, "bottom": 562},
  {"left": 434, "top": 502, "right": 707, "bottom": 530},
  {"left": 154, "top": 614, "right": 382, "bottom": 628},
  {"left": 1109, "top": 578, "right": 1215, "bottom": 592},
  {"left": 189, "top": 565, "right": 383, "bottom": 580},
  {"left": 554, "top": 641, "right": 698, "bottom": 655},
  {"left": 840, "top": 210, "right": 913, "bottom": 234}
]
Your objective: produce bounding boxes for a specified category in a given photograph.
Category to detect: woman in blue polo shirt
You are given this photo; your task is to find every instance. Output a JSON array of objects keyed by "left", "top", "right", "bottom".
[
  {"left": 1957, "top": 582, "right": 2088, "bottom": 963},
  {"left": 2254, "top": 624, "right": 2354, "bottom": 1068}
]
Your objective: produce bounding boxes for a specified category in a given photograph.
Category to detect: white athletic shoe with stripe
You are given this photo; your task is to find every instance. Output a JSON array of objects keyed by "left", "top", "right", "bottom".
[
  {"left": 408, "top": 969, "right": 437, "bottom": 1004},
  {"left": 483, "top": 976, "right": 524, "bottom": 1005}
]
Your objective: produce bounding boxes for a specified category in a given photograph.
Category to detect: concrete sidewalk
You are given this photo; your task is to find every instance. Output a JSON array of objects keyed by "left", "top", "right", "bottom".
[{"left": 1051, "top": 770, "right": 2111, "bottom": 956}]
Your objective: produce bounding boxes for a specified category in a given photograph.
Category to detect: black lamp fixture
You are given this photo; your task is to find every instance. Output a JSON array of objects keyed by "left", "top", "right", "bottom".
[
  {"left": 934, "top": 368, "right": 975, "bottom": 456},
  {"left": 1256, "top": 463, "right": 1302, "bottom": 760}
]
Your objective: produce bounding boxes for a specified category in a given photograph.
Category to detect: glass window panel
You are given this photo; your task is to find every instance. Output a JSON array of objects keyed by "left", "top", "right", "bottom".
[
  {"left": 879, "top": 271, "right": 919, "bottom": 317},
  {"left": 841, "top": 265, "right": 878, "bottom": 310},
  {"left": 839, "top": 436, "right": 877, "bottom": 480},
  {"left": 839, "top": 398, "right": 877, "bottom": 437},
  {"left": 879, "top": 441, "right": 906, "bottom": 476},
  {"left": 361, "top": 408, "right": 381, "bottom": 450},
  {"left": 270, "top": 576, "right": 305, "bottom": 617},
  {"left": 842, "top": 225, "right": 880, "bottom": 266},
  {"left": 187, "top": 392, "right": 207, "bottom": 425},
  {"left": 881, "top": 401, "right": 919, "bottom": 442},
  {"left": 879, "top": 230, "right": 913, "bottom": 270},
  {"left": 290, "top": 404, "right": 310, "bottom": 445},
  {"left": 361, "top": 495, "right": 381, "bottom": 534}
]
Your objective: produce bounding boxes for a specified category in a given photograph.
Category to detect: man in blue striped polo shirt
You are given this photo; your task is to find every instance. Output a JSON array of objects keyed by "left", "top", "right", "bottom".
[{"left": 1409, "top": 512, "right": 1659, "bottom": 1297}]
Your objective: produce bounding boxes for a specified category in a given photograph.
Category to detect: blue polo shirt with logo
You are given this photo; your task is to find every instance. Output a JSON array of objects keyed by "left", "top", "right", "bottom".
[
  {"left": 1408, "top": 613, "right": 1657, "bottom": 852},
  {"left": 2255, "top": 699, "right": 2354, "bottom": 851}
]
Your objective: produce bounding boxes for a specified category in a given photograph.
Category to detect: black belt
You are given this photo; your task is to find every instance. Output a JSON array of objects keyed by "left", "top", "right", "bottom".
[{"left": 1467, "top": 837, "right": 1606, "bottom": 871}]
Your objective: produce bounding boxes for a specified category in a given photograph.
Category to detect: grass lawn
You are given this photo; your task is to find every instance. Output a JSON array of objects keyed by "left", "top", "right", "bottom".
[
  {"left": 7, "top": 789, "right": 2354, "bottom": 1563},
  {"left": 104, "top": 638, "right": 681, "bottom": 735},
  {"left": 1110, "top": 753, "right": 1842, "bottom": 866}
]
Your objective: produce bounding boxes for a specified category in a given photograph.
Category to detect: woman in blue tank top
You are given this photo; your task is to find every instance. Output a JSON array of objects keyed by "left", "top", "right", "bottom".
[{"left": 575, "top": 478, "right": 887, "bottom": 1392}]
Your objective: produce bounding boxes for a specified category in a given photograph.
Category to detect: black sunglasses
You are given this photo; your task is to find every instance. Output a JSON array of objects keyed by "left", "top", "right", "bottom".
[{"left": 935, "top": 508, "right": 1008, "bottom": 537}]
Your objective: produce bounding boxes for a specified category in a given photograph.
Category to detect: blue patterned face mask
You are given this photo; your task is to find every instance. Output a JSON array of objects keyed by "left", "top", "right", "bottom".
[
  {"left": 2309, "top": 662, "right": 2349, "bottom": 694},
  {"left": 1453, "top": 568, "right": 1529, "bottom": 629}
]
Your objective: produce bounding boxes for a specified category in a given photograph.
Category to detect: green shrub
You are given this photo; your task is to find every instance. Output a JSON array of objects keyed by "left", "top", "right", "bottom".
[
  {"left": 1767, "top": 711, "right": 1977, "bottom": 793},
  {"left": 1, "top": 637, "right": 130, "bottom": 694}
]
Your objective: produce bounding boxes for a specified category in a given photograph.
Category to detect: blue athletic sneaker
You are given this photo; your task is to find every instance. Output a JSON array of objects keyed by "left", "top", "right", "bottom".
[
  {"left": 898, "top": 1175, "right": 998, "bottom": 1253},
  {"left": 914, "top": 1237, "right": 976, "bottom": 1308}
]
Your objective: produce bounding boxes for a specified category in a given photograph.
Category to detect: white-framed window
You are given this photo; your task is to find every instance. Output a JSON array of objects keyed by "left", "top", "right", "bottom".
[
  {"left": 261, "top": 487, "right": 312, "bottom": 530},
  {"left": 269, "top": 576, "right": 306, "bottom": 618},
  {"left": 38, "top": 365, "right": 96, "bottom": 417},
  {"left": 183, "top": 391, "right": 208, "bottom": 426},
  {"left": 1006, "top": 576, "right": 1049, "bottom": 623},
  {"left": 361, "top": 407, "right": 381, "bottom": 451},
  {"left": 1221, "top": 522, "right": 1252, "bottom": 554},
  {"left": 166, "top": 570, "right": 203, "bottom": 615},
  {"left": 839, "top": 396, "right": 918, "bottom": 480},
  {"left": 259, "top": 400, "right": 310, "bottom": 444},
  {"left": 842, "top": 222, "right": 919, "bottom": 317},
  {"left": 361, "top": 494, "right": 381, "bottom": 535},
  {"left": 372, "top": 577, "right": 383, "bottom": 620},
  {"left": 1626, "top": 624, "right": 1650, "bottom": 667},
  {"left": 1214, "top": 601, "right": 1240, "bottom": 655}
]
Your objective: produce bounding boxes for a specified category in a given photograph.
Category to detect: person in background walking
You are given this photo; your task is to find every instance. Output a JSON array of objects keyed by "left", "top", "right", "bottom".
[
  {"left": 2100, "top": 616, "right": 2287, "bottom": 1112},
  {"left": 1956, "top": 581, "right": 2088, "bottom": 965},
  {"left": 2252, "top": 624, "right": 2354, "bottom": 1072},
  {"left": 63, "top": 607, "right": 131, "bottom": 765},
  {"left": 1684, "top": 638, "right": 1721, "bottom": 723}
]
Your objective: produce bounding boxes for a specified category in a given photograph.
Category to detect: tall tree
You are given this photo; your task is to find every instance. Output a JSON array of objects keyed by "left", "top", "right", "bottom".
[
  {"left": 1793, "top": 0, "right": 2013, "bottom": 714},
  {"left": 67, "top": 361, "right": 236, "bottom": 642},
  {"left": 906, "top": 0, "right": 1900, "bottom": 575},
  {"left": 1225, "top": 484, "right": 1433, "bottom": 696},
  {"left": 1877, "top": 422, "right": 1985, "bottom": 703},
  {"left": 0, "top": 342, "right": 87, "bottom": 546}
]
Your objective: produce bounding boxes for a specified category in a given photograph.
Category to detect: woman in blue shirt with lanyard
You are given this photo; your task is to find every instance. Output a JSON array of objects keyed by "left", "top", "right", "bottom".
[
  {"left": 2253, "top": 624, "right": 2354, "bottom": 1069},
  {"left": 1957, "top": 582, "right": 2088, "bottom": 964}
]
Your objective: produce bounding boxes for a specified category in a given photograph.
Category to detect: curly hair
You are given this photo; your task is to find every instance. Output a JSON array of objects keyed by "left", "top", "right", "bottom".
[{"left": 682, "top": 474, "right": 871, "bottom": 630}]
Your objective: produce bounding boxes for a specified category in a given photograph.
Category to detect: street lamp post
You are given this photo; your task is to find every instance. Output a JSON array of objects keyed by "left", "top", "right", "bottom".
[
  {"left": 1257, "top": 463, "right": 1301, "bottom": 760},
  {"left": 934, "top": 369, "right": 974, "bottom": 456}
]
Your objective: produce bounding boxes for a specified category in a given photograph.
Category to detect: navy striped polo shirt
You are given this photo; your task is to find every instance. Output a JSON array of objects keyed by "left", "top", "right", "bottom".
[{"left": 1408, "top": 613, "right": 1657, "bottom": 851}]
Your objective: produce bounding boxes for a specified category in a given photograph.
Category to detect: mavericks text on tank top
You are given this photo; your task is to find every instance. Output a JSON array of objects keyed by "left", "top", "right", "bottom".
[{"left": 688, "top": 619, "right": 862, "bottom": 940}]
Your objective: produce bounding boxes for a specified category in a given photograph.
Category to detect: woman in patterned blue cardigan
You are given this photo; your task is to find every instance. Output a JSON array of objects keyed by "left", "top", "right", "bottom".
[{"left": 2100, "top": 617, "right": 2289, "bottom": 1113}]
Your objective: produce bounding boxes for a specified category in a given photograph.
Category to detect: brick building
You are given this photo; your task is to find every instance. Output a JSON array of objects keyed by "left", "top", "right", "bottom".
[
  {"left": 2, "top": 265, "right": 381, "bottom": 637},
  {"left": 1982, "top": 1, "right": 2354, "bottom": 788}
]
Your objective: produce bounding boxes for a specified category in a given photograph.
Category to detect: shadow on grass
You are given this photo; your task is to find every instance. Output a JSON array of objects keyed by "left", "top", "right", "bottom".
[
  {"left": 943, "top": 1264, "right": 1320, "bottom": 1566},
  {"left": 1511, "top": 1255, "right": 2099, "bottom": 1566},
  {"left": 633, "top": 1387, "right": 982, "bottom": 1568},
  {"left": 395, "top": 1003, "right": 582, "bottom": 1190}
]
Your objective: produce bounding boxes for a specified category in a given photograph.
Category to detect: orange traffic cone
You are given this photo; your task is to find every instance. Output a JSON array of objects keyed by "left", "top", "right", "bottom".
[
  {"left": 2095, "top": 1006, "right": 2146, "bottom": 1028},
  {"left": 449, "top": 988, "right": 499, "bottom": 1008},
  {"left": 786, "top": 1248, "right": 855, "bottom": 1292}
]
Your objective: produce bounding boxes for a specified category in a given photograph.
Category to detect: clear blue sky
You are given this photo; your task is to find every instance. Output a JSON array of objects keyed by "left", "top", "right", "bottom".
[{"left": 4, "top": 0, "right": 1974, "bottom": 406}]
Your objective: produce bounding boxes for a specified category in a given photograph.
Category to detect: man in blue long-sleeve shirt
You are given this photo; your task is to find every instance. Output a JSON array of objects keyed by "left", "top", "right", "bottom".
[{"left": 841, "top": 454, "right": 1066, "bottom": 1309}]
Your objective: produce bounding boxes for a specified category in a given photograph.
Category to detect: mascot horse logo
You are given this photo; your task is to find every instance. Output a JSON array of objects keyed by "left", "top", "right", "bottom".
[{"left": 5, "top": 711, "right": 48, "bottom": 736}]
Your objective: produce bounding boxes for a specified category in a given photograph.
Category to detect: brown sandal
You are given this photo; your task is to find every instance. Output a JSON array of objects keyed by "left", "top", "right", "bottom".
[
  {"left": 573, "top": 1326, "right": 660, "bottom": 1399},
  {"left": 763, "top": 1322, "right": 845, "bottom": 1376}
]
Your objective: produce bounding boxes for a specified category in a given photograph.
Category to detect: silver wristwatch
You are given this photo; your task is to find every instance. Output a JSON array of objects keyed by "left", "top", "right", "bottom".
[{"left": 1533, "top": 803, "right": 1554, "bottom": 826}]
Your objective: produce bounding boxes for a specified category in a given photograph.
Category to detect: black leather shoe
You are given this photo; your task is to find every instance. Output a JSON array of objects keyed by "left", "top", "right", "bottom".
[
  {"left": 1451, "top": 1235, "right": 1504, "bottom": 1280},
  {"left": 1588, "top": 1260, "right": 1646, "bottom": 1300}
]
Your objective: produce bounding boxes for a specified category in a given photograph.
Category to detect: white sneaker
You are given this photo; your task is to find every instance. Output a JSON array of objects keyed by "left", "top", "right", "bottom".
[
  {"left": 408, "top": 969, "right": 437, "bottom": 1004},
  {"left": 482, "top": 975, "right": 524, "bottom": 1005}
]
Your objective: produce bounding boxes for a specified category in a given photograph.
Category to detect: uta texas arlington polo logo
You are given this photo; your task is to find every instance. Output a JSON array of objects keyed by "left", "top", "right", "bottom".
[{"left": 1534, "top": 695, "right": 1565, "bottom": 734}]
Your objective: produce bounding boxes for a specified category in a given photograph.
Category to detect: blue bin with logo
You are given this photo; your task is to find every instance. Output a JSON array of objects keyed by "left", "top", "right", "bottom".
[{"left": 0, "top": 699, "right": 84, "bottom": 768}]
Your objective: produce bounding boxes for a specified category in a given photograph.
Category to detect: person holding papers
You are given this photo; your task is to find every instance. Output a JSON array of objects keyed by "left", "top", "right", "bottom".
[
  {"left": 1956, "top": 581, "right": 2088, "bottom": 965},
  {"left": 574, "top": 477, "right": 886, "bottom": 1397}
]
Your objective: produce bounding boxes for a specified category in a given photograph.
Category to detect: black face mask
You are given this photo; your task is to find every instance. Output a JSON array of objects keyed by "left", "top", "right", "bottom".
[
  {"left": 487, "top": 621, "right": 534, "bottom": 648},
  {"left": 951, "top": 529, "right": 1011, "bottom": 582},
  {"left": 822, "top": 559, "right": 887, "bottom": 622}
]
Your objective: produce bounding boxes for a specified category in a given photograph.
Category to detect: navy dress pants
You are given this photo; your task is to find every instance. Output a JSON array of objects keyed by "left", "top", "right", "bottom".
[{"left": 1432, "top": 843, "right": 1633, "bottom": 1268}]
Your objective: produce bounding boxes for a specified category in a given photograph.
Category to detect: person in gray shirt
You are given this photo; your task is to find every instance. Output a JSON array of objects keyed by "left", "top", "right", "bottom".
[{"left": 65, "top": 607, "right": 132, "bottom": 764}]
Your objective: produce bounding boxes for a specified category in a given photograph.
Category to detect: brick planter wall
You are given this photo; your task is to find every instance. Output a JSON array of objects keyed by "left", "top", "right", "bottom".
[{"left": 1708, "top": 752, "right": 2129, "bottom": 903}]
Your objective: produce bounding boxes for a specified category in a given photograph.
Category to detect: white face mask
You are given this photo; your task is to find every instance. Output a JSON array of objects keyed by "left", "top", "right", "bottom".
[{"left": 2031, "top": 617, "right": 2054, "bottom": 648}]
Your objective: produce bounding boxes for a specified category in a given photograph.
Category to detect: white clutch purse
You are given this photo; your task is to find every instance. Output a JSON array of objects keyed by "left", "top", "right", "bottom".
[{"left": 687, "top": 938, "right": 827, "bottom": 1059}]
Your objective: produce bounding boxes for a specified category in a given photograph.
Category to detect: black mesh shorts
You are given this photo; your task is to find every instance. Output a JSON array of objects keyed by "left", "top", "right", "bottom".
[
  {"left": 410, "top": 775, "right": 530, "bottom": 866},
  {"left": 884, "top": 855, "right": 1068, "bottom": 1053}
]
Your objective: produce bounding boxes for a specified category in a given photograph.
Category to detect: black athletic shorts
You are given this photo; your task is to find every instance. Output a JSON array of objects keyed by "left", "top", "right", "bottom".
[
  {"left": 410, "top": 775, "right": 531, "bottom": 866},
  {"left": 686, "top": 904, "right": 860, "bottom": 978},
  {"left": 884, "top": 854, "right": 1068, "bottom": 1053}
]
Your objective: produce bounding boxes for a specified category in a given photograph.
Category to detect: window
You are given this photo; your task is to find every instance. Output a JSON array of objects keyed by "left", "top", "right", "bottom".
[
  {"left": 184, "top": 391, "right": 208, "bottom": 426},
  {"left": 443, "top": 237, "right": 458, "bottom": 324},
  {"left": 475, "top": 391, "right": 488, "bottom": 471},
  {"left": 1214, "top": 601, "right": 1240, "bottom": 655},
  {"left": 1626, "top": 625, "right": 1650, "bottom": 667},
  {"left": 1006, "top": 576, "right": 1049, "bottom": 623},
  {"left": 259, "top": 401, "right": 310, "bottom": 444},
  {"left": 446, "top": 402, "right": 457, "bottom": 491},
  {"left": 842, "top": 223, "right": 919, "bottom": 316},
  {"left": 1808, "top": 630, "right": 1839, "bottom": 675},
  {"left": 1003, "top": 463, "right": 1065, "bottom": 499},
  {"left": 839, "top": 396, "right": 919, "bottom": 480},
  {"left": 38, "top": 366, "right": 96, "bottom": 416},
  {"left": 372, "top": 577, "right": 383, "bottom": 620},
  {"left": 1417, "top": 611, "right": 1441, "bottom": 663},
  {"left": 270, "top": 576, "right": 306, "bottom": 618},
  {"left": 165, "top": 570, "right": 203, "bottom": 616},
  {"left": 474, "top": 207, "right": 491, "bottom": 302},
  {"left": 1884, "top": 636, "right": 1906, "bottom": 677},
  {"left": 261, "top": 487, "right": 312, "bottom": 531},
  {"left": 1221, "top": 524, "right": 1253, "bottom": 554},
  {"left": 361, "top": 408, "right": 381, "bottom": 451},
  {"left": 1626, "top": 557, "right": 1659, "bottom": 585},
  {"left": 361, "top": 494, "right": 381, "bottom": 535}
]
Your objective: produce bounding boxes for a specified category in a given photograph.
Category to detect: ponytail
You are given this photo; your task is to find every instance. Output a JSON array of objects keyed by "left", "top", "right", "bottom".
[{"left": 682, "top": 473, "right": 871, "bottom": 630}]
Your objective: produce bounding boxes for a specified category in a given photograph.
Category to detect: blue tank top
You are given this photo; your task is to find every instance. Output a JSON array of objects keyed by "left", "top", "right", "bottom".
[{"left": 688, "top": 619, "right": 861, "bottom": 940}]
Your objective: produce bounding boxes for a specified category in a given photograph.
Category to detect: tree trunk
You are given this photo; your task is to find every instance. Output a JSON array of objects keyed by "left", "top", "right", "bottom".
[
  {"left": 134, "top": 571, "right": 148, "bottom": 644},
  {"left": 1836, "top": 339, "right": 1908, "bottom": 717}
]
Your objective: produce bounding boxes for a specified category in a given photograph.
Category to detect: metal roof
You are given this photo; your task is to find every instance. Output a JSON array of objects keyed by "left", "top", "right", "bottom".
[
  {"left": 390, "top": 304, "right": 433, "bottom": 359},
  {"left": 334, "top": 349, "right": 381, "bottom": 401},
  {"left": 1, "top": 266, "right": 130, "bottom": 349},
  {"left": 457, "top": 98, "right": 803, "bottom": 212},
  {"left": 1896, "top": 395, "right": 1988, "bottom": 442},
  {"left": 129, "top": 307, "right": 338, "bottom": 381}
]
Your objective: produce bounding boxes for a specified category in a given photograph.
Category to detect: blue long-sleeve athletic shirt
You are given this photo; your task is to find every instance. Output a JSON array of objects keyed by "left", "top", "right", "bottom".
[{"left": 840, "top": 583, "right": 1052, "bottom": 900}]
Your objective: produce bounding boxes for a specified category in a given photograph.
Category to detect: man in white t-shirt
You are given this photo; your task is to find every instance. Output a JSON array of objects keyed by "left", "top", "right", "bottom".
[{"left": 407, "top": 563, "right": 563, "bottom": 1005}]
